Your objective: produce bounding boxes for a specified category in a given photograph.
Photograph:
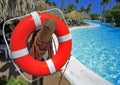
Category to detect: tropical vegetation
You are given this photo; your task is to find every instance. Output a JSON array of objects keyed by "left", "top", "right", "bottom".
[
  {"left": 0, "top": 76, "right": 30, "bottom": 85},
  {"left": 90, "top": 14, "right": 99, "bottom": 20},
  {"left": 0, "top": 0, "right": 120, "bottom": 26},
  {"left": 103, "top": 4, "right": 120, "bottom": 26},
  {"left": 62, "top": 0, "right": 120, "bottom": 27},
  {"left": 100, "top": 0, "right": 110, "bottom": 13}
]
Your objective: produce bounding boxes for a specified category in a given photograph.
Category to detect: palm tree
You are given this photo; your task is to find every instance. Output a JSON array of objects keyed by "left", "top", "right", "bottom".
[
  {"left": 86, "top": 4, "right": 92, "bottom": 14},
  {"left": 100, "top": 0, "right": 110, "bottom": 13},
  {"left": 80, "top": 6, "right": 85, "bottom": 12},
  {"left": 61, "top": 0, "right": 79, "bottom": 10},
  {"left": 64, "top": 4, "right": 76, "bottom": 13},
  {"left": 115, "top": 0, "right": 120, "bottom": 5},
  {"left": 75, "top": 0, "right": 79, "bottom": 3},
  {"left": 44, "top": 0, "right": 56, "bottom": 7}
]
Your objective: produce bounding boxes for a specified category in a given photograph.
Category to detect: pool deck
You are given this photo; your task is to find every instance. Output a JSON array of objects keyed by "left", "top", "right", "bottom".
[
  {"left": 62, "top": 23, "right": 113, "bottom": 85},
  {"left": 62, "top": 56, "right": 112, "bottom": 85},
  {"left": 69, "top": 22, "right": 100, "bottom": 31}
]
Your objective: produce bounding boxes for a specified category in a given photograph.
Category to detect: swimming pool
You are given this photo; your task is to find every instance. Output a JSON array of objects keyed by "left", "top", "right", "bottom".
[{"left": 71, "top": 20, "right": 120, "bottom": 85}]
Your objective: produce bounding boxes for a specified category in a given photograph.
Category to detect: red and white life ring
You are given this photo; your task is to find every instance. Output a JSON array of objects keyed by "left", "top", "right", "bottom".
[{"left": 10, "top": 12, "right": 72, "bottom": 76}]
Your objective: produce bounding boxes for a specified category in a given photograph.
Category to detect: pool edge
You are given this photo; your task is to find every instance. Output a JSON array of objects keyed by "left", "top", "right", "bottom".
[
  {"left": 69, "top": 22, "right": 100, "bottom": 31},
  {"left": 63, "top": 56, "right": 113, "bottom": 85},
  {"left": 64, "top": 23, "right": 113, "bottom": 85}
]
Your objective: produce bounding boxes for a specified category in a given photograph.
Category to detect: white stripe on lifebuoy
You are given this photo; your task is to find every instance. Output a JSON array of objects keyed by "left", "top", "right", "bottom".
[
  {"left": 46, "top": 59, "right": 56, "bottom": 74},
  {"left": 58, "top": 33, "right": 72, "bottom": 43},
  {"left": 31, "top": 12, "right": 42, "bottom": 30},
  {"left": 10, "top": 34, "right": 71, "bottom": 59},
  {"left": 10, "top": 12, "right": 72, "bottom": 76},
  {"left": 10, "top": 47, "right": 29, "bottom": 59}
]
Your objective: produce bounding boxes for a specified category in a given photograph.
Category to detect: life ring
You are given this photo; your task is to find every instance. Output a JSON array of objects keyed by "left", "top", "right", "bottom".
[{"left": 10, "top": 12, "right": 72, "bottom": 76}]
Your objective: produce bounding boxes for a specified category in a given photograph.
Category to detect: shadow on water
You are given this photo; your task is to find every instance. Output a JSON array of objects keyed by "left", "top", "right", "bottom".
[{"left": 107, "top": 27, "right": 120, "bottom": 33}]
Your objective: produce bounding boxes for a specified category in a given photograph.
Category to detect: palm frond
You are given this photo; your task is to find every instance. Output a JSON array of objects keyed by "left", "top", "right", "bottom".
[{"left": 0, "top": 0, "right": 49, "bottom": 23}]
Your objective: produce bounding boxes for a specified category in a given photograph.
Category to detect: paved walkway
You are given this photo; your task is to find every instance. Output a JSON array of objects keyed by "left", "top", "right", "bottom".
[{"left": 0, "top": 57, "right": 71, "bottom": 85}]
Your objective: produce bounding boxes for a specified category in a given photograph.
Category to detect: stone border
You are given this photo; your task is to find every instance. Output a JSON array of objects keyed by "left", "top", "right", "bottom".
[{"left": 69, "top": 22, "right": 100, "bottom": 31}]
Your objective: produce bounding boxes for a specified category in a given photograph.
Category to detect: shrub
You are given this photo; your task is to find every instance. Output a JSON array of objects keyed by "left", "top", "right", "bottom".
[
  {"left": 7, "top": 76, "right": 29, "bottom": 85},
  {"left": 103, "top": 10, "right": 112, "bottom": 23},
  {"left": 103, "top": 4, "right": 120, "bottom": 26},
  {"left": 90, "top": 14, "right": 99, "bottom": 20},
  {"left": 0, "top": 76, "right": 29, "bottom": 85},
  {"left": 111, "top": 5, "right": 120, "bottom": 26}
]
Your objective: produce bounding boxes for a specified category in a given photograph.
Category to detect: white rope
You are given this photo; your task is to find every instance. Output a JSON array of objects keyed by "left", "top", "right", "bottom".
[{"left": 2, "top": 8, "right": 70, "bottom": 83}]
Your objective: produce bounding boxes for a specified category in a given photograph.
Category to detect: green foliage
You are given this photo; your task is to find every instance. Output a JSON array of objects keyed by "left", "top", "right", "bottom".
[
  {"left": 100, "top": 0, "right": 110, "bottom": 13},
  {"left": 103, "top": 4, "right": 120, "bottom": 26},
  {"left": 103, "top": 10, "right": 112, "bottom": 22},
  {"left": 90, "top": 14, "right": 99, "bottom": 20},
  {"left": 44, "top": 0, "right": 56, "bottom": 6},
  {"left": 79, "top": 4, "right": 92, "bottom": 14},
  {"left": 115, "top": 0, "right": 120, "bottom": 3},
  {"left": 0, "top": 76, "right": 29, "bottom": 85},
  {"left": 101, "top": 0, "right": 110, "bottom": 6},
  {"left": 64, "top": 4, "right": 76, "bottom": 13},
  {"left": 86, "top": 4, "right": 92, "bottom": 14},
  {"left": 111, "top": 10, "right": 120, "bottom": 26},
  {"left": 7, "top": 76, "right": 28, "bottom": 85},
  {"left": 80, "top": 6, "right": 86, "bottom": 12}
]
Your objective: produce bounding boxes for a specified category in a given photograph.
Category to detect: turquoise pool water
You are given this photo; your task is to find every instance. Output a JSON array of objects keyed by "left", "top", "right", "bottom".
[{"left": 71, "top": 20, "right": 120, "bottom": 85}]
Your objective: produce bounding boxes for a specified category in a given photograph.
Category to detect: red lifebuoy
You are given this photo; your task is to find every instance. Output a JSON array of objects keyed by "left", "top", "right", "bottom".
[{"left": 10, "top": 12, "right": 72, "bottom": 76}]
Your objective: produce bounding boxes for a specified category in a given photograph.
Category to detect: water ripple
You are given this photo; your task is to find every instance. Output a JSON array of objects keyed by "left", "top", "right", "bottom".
[{"left": 71, "top": 23, "right": 120, "bottom": 85}]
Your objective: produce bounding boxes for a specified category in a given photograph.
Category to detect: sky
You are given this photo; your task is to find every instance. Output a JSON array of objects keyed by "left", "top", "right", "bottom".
[{"left": 49, "top": 0, "right": 117, "bottom": 14}]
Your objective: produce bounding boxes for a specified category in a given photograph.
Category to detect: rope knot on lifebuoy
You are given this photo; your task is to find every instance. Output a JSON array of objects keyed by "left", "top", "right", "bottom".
[{"left": 10, "top": 12, "right": 72, "bottom": 76}]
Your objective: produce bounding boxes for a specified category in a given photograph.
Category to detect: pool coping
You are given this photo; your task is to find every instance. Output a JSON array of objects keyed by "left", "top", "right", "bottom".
[
  {"left": 69, "top": 22, "right": 100, "bottom": 31},
  {"left": 62, "top": 22, "right": 113, "bottom": 85},
  {"left": 63, "top": 56, "right": 112, "bottom": 85}
]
